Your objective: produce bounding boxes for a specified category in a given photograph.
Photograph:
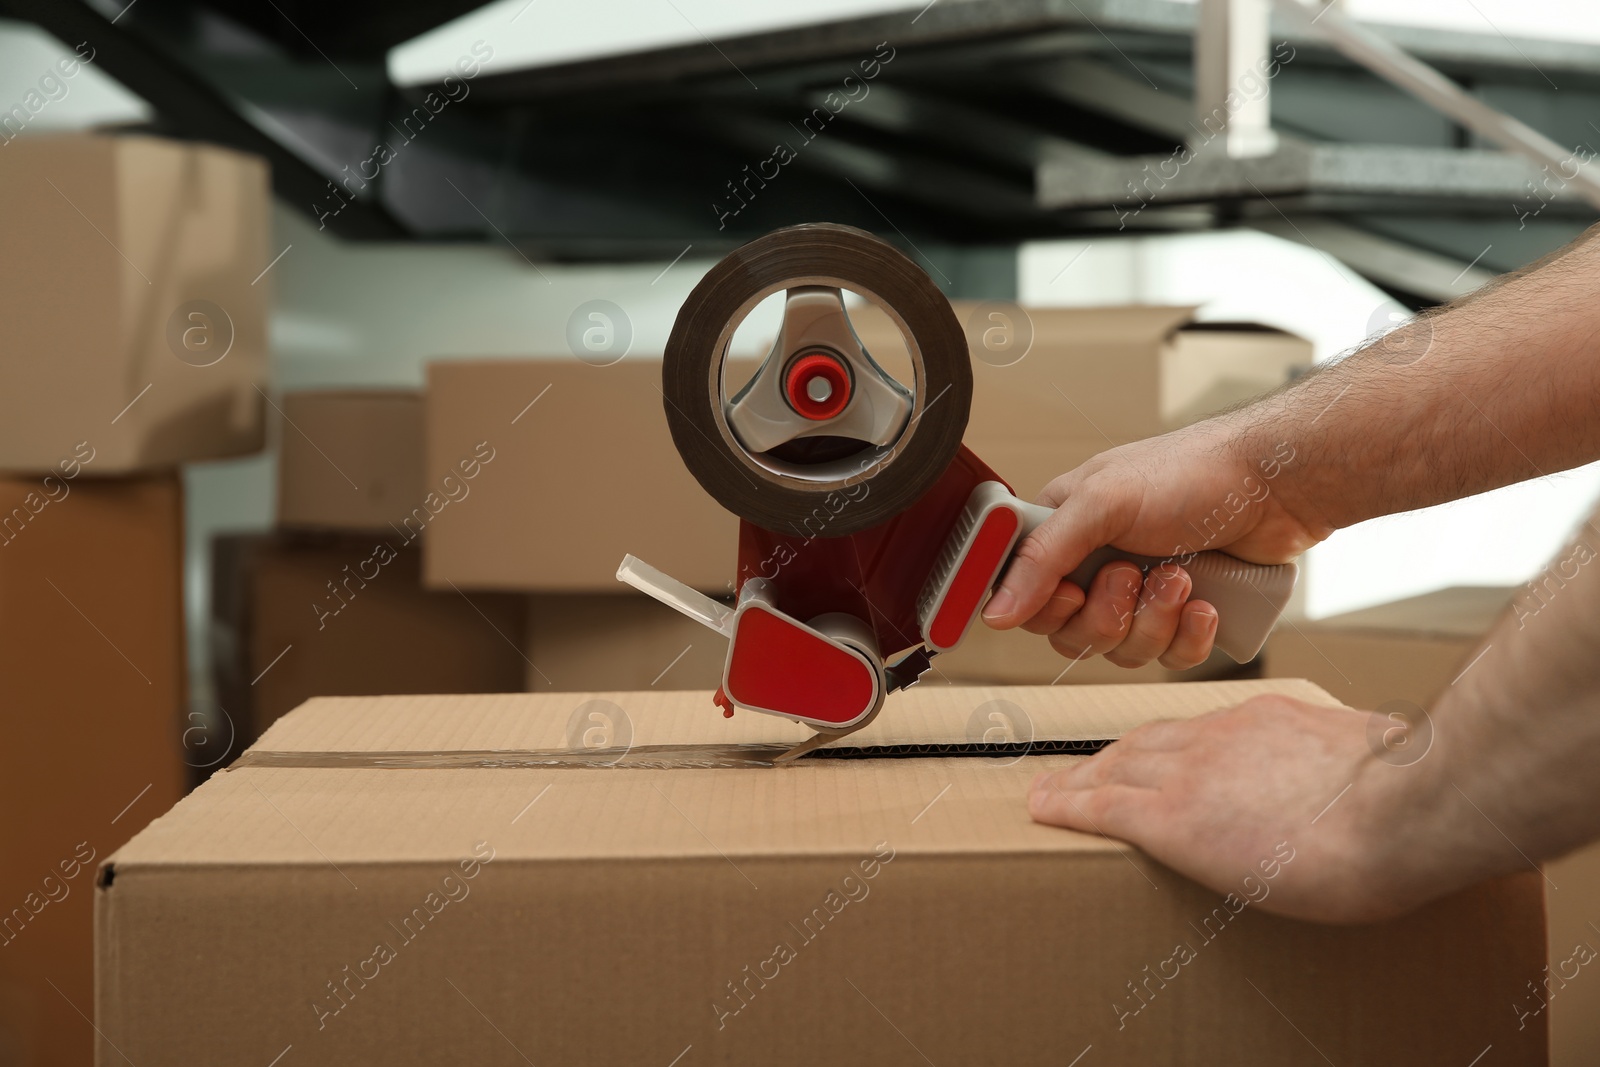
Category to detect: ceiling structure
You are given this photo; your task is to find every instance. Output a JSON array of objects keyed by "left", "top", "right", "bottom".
[{"left": 4, "top": 0, "right": 1597, "bottom": 303}]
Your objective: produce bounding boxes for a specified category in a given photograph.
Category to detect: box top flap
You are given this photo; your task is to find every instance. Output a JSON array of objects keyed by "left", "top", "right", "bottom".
[
  {"left": 109, "top": 680, "right": 1336, "bottom": 871},
  {"left": 1310, "top": 585, "right": 1513, "bottom": 638},
  {"left": 846, "top": 302, "right": 1201, "bottom": 347}
]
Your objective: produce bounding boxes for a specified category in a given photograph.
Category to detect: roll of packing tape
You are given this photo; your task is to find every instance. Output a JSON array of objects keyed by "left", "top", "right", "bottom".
[{"left": 662, "top": 223, "right": 972, "bottom": 537}]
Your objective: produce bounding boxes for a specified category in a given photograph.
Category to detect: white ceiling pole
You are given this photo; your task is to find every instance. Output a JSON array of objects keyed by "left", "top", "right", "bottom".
[
  {"left": 1193, "top": 0, "right": 1280, "bottom": 159},
  {"left": 1273, "top": 0, "right": 1600, "bottom": 210}
]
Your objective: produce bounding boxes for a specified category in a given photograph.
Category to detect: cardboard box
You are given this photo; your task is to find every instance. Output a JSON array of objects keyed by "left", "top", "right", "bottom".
[
  {"left": 98, "top": 680, "right": 1545, "bottom": 1065},
  {"left": 276, "top": 391, "right": 425, "bottom": 532},
  {"left": 424, "top": 358, "right": 742, "bottom": 592},
  {"left": 1263, "top": 585, "right": 1512, "bottom": 709},
  {"left": 1160, "top": 322, "right": 1311, "bottom": 428},
  {"left": 1548, "top": 844, "right": 1600, "bottom": 1066},
  {"left": 423, "top": 310, "right": 1308, "bottom": 592},
  {"left": 0, "top": 474, "right": 186, "bottom": 1067},
  {"left": 1264, "top": 583, "right": 1600, "bottom": 1066},
  {"left": 0, "top": 133, "right": 270, "bottom": 473},
  {"left": 210, "top": 532, "right": 527, "bottom": 746},
  {"left": 851, "top": 304, "right": 1312, "bottom": 499},
  {"left": 524, "top": 593, "right": 728, "bottom": 691}
]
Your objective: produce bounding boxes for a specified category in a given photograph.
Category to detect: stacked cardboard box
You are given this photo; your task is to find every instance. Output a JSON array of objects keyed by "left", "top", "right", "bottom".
[
  {"left": 1262, "top": 586, "right": 1512, "bottom": 709},
  {"left": 849, "top": 303, "right": 1312, "bottom": 500},
  {"left": 424, "top": 357, "right": 739, "bottom": 593},
  {"left": 0, "top": 133, "right": 270, "bottom": 471},
  {"left": 1265, "top": 585, "right": 1597, "bottom": 1066},
  {"left": 0, "top": 132, "right": 270, "bottom": 1067},
  {"left": 275, "top": 391, "right": 426, "bottom": 532},
  {"left": 423, "top": 307, "right": 1309, "bottom": 691},
  {"left": 0, "top": 475, "right": 189, "bottom": 1067},
  {"left": 211, "top": 531, "right": 529, "bottom": 746},
  {"left": 210, "top": 390, "right": 528, "bottom": 750},
  {"left": 522, "top": 592, "right": 728, "bottom": 692},
  {"left": 95, "top": 680, "right": 1547, "bottom": 1065}
]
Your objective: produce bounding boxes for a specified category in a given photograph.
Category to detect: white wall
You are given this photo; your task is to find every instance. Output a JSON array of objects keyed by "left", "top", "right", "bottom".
[{"left": 1020, "top": 231, "right": 1600, "bottom": 618}]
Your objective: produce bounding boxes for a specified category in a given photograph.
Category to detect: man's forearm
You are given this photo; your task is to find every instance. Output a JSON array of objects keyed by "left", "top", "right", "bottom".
[
  {"left": 1218, "top": 225, "right": 1600, "bottom": 538},
  {"left": 1428, "top": 509, "right": 1600, "bottom": 868}
]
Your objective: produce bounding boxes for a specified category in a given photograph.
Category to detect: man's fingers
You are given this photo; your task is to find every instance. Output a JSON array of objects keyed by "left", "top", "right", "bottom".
[
  {"left": 1019, "top": 579, "right": 1087, "bottom": 635},
  {"left": 1027, "top": 782, "right": 1153, "bottom": 839},
  {"left": 1103, "top": 565, "right": 1190, "bottom": 668},
  {"left": 1157, "top": 602, "right": 1218, "bottom": 670},
  {"left": 983, "top": 501, "right": 1115, "bottom": 630},
  {"left": 1046, "top": 563, "right": 1142, "bottom": 660}
]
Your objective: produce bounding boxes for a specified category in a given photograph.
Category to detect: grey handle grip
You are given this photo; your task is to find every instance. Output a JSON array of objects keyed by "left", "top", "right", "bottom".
[{"left": 1012, "top": 501, "right": 1295, "bottom": 663}]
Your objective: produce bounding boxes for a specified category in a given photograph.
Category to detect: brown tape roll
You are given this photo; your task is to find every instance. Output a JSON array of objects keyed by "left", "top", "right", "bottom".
[{"left": 662, "top": 223, "right": 972, "bottom": 537}]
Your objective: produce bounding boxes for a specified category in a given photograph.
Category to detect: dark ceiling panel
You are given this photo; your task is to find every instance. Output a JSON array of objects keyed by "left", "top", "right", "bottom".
[{"left": 1, "top": 0, "right": 1592, "bottom": 267}]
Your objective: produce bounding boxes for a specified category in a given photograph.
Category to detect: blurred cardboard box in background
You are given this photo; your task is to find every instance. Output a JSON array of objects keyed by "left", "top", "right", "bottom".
[
  {"left": 276, "top": 391, "right": 425, "bottom": 532},
  {"left": 851, "top": 303, "right": 1312, "bottom": 498},
  {"left": 423, "top": 358, "right": 740, "bottom": 594},
  {"left": 211, "top": 532, "right": 527, "bottom": 746},
  {"left": 0, "top": 133, "right": 270, "bottom": 473},
  {"left": 0, "top": 473, "right": 186, "bottom": 1067},
  {"left": 1263, "top": 586, "right": 1511, "bottom": 708},
  {"left": 523, "top": 593, "right": 727, "bottom": 692}
]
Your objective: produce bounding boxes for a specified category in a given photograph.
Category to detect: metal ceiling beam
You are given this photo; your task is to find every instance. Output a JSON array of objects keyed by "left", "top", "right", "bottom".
[
  {"left": 456, "top": 0, "right": 1600, "bottom": 105},
  {"left": 1037, "top": 141, "right": 1595, "bottom": 213},
  {"left": 1274, "top": 0, "right": 1600, "bottom": 208},
  {"left": 711, "top": 112, "right": 1040, "bottom": 222},
  {"left": 0, "top": 0, "right": 407, "bottom": 239},
  {"left": 1247, "top": 215, "right": 1496, "bottom": 301},
  {"left": 820, "top": 82, "right": 1108, "bottom": 171}
]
